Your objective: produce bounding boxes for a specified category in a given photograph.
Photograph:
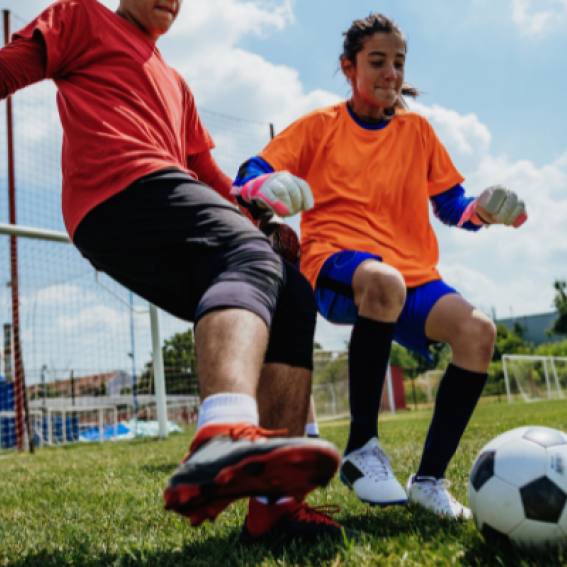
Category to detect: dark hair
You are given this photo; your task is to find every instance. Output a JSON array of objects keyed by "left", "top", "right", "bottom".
[{"left": 341, "top": 13, "right": 420, "bottom": 111}]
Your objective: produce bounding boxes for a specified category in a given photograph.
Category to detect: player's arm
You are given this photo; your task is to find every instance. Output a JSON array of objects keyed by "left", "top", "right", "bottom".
[
  {"left": 431, "top": 184, "right": 527, "bottom": 230},
  {"left": 0, "top": 33, "right": 47, "bottom": 100},
  {"left": 186, "top": 150, "right": 262, "bottom": 226},
  {"left": 233, "top": 157, "right": 301, "bottom": 264},
  {"left": 232, "top": 157, "right": 275, "bottom": 219},
  {"left": 186, "top": 150, "right": 234, "bottom": 203},
  {"left": 231, "top": 157, "right": 314, "bottom": 218}
]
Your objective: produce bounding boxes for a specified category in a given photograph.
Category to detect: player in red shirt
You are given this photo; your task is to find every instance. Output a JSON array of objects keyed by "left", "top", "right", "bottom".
[
  {"left": 233, "top": 14, "right": 527, "bottom": 519},
  {"left": 0, "top": 0, "right": 358, "bottom": 541}
]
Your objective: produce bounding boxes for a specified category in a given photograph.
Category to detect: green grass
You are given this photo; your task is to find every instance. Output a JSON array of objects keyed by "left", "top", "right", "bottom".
[{"left": 2, "top": 400, "right": 567, "bottom": 566}]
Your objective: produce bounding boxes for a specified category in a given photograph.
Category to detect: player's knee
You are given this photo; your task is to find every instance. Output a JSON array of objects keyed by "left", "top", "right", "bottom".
[
  {"left": 265, "top": 262, "right": 317, "bottom": 369},
  {"left": 195, "top": 239, "right": 284, "bottom": 327},
  {"left": 453, "top": 314, "right": 496, "bottom": 366},
  {"left": 355, "top": 263, "right": 406, "bottom": 318}
]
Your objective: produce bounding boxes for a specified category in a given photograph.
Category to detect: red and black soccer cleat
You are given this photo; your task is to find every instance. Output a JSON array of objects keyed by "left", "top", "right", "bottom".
[
  {"left": 239, "top": 497, "right": 362, "bottom": 543},
  {"left": 163, "top": 422, "right": 340, "bottom": 526}
]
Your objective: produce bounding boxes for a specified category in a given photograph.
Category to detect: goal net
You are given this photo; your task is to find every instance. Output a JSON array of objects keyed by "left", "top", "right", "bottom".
[
  {"left": 502, "top": 355, "right": 566, "bottom": 403},
  {"left": 0, "top": 42, "right": 272, "bottom": 452}
]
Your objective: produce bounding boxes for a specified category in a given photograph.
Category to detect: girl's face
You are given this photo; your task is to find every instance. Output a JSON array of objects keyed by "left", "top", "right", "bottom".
[
  {"left": 342, "top": 32, "right": 406, "bottom": 113},
  {"left": 117, "top": 0, "right": 182, "bottom": 41}
]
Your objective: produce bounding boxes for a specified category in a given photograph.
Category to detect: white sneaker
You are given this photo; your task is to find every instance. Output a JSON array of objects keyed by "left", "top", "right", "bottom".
[
  {"left": 340, "top": 438, "right": 407, "bottom": 506},
  {"left": 406, "top": 474, "right": 472, "bottom": 519}
]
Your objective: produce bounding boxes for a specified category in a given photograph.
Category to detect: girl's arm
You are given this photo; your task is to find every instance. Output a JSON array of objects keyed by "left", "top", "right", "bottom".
[
  {"left": 430, "top": 184, "right": 485, "bottom": 232},
  {"left": 432, "top": 184, "right": 527, "bottom": 230},
  {"left": 232, "top": 157, "right": 275, "bottom": 218},
  {"left": 0, "top": 34, "right": 47, "bottom": 100},
  {"left": 233, "top": 156, "right": 301, "bottom": 264}
]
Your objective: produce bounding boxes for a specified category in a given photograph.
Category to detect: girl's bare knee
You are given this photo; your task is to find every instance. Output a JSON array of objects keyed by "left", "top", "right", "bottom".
[{"left": 354, "top": 264, "right": 406, "bottom": 319}]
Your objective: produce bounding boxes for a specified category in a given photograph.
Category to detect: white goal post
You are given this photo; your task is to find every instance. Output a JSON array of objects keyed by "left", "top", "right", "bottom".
[{"left": 502, "top": 355, "right": 566, "bottom": 403}]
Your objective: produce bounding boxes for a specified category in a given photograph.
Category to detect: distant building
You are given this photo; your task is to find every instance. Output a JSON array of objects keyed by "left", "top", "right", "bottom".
[
  {"left": 496, "top": 311, "right": 560, "bottom": 346},
  {"left": 27, "top": 370, "right": 121, "bottom": 399}
]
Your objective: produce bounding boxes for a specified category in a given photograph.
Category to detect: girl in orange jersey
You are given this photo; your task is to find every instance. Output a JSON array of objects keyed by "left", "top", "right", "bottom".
[{"left": 232, "top": 14, "right": 527, "bottom": 518}]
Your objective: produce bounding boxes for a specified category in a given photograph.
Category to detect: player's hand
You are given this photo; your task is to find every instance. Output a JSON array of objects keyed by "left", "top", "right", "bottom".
[
  {"left": 475, "top": 185, "right": 527, "bottom": 228},
  {"left": 231, "top": 172, "right": 314, "bottom": 217},
  {"left": 258, "top": 212, "right": 301, "bottom": 265}
]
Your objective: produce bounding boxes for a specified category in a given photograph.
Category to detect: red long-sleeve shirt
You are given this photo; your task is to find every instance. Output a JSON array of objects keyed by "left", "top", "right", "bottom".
[
  {"left": 0, "top": 34, "right": 46, "bottom": 99},
  {"left": 0, "top": 0, "right": 238, "bottom": 237}
]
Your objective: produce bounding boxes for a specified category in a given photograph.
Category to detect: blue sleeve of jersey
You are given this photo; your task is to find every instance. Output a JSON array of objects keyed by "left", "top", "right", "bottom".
[
  {"left": 233, "top": 157, "right": 275, "bottom": 218},
  {"left": 234, "top": 156, "right": 275, "bottom": 186},
  {"left": 431, "top": 184, "right": 483, "bottom": 232}
]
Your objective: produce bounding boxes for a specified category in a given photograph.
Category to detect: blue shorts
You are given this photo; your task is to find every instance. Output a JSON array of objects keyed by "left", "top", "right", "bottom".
[{"left": 315, "top": 251, "right": 458, "bottom": 361}]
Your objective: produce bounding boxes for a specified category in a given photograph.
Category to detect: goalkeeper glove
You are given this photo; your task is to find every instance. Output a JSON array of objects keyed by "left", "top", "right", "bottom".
[
  {"left": 231, "top": 171, "right": 314, "bottom": 217},
  {"left": 459, "top": 185, "right": 527, "bottom": 228}
]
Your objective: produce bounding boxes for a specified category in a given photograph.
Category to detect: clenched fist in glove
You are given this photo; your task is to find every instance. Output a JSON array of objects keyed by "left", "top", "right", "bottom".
[
  {"left": 231, "top": 171, "right": 314, "bottom": 217},
  {"left": 258, "top": 212, "right": 301, "bottom": 265},
  {"left": 459, "top": 185, "right": 527, "bottom": 228}
]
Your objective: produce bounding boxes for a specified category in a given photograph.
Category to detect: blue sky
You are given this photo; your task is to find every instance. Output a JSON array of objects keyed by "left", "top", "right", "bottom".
[
  {"left": 242, "top": 0, "right": 567, "bottom": 168},
  {"left": 1, "top": 0, "right": 567, "bottom": 360}
]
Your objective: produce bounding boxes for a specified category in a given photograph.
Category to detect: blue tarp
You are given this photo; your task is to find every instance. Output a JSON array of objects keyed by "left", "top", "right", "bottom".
[
  {"left": 0, "top": 382, "right": 14, "bottom": 411},
  {"left": 0, "top": 382, "right": 15, "bottom": 449},
  {"left": 0, "top": 381, "right": 80, "bottom": 448},
  {"left": 79, "top": 423, "right": 131, "bottom": 442}
]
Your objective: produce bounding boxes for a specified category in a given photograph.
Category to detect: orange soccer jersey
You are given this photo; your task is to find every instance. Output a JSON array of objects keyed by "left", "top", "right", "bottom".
[{"left": 259, "top": 102, "right": 464, "bottom": 290}]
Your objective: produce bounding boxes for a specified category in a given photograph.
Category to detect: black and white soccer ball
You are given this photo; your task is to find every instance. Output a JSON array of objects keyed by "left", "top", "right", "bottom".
[{"left": 468, "top": 426, "right": 567, "bottom": 548}]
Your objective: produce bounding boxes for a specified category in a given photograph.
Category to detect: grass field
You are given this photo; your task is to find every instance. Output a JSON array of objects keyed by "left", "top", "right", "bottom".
[{"left": 1, "top": 400, "right": 567, "bottom": 567}]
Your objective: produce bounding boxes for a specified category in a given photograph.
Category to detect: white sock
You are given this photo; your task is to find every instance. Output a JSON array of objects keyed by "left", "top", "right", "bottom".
[
  {"left": 305, "top": 422, "right": 319, "bottom": 436},
  {"left": 254, "top": 496, "right": 293, "bottom": 506},
  {"left": 197, "top": 393, "right": 259, "bottom": 430}
]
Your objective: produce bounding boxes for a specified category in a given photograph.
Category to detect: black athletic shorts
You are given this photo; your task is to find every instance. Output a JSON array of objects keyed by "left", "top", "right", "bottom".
[{"left": 73, "top": 169, "right": 317, "bottom": 369}]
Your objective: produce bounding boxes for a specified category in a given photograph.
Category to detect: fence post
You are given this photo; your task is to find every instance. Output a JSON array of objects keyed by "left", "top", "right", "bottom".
[
  {"left": 3, "top": 9, "right": 33, "bottom": 454},
  {"left": 98, "top": 408, "right": 103, "bottom": 443},
  {"left": 129, "top": 290, "right": 139, "bottom": 435},
  {"left": 503, "top": 355, "right": 512, "bottom": 403},
  {"left": 386, "top": 365, "right": 395, "bottom": 415},
  {"left": 150, "top": 304, "right": 168, "bottom": 439},
  {"left": 543, "top": 359, "right": 552, "bottom": 400}
]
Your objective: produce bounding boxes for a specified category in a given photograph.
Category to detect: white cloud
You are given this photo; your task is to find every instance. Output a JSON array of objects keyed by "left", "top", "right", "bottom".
[
  {"left": 439, "top": 263, "right": 555, "bottom": 319},
  {"left": 411, "top": 102, "right": 491, "bottom": 158},
  {"left": 408, "top": 102, "right": 567, "bottom": 319},
  {"left": 161, "top": 0, "right": 341, "bottom": 132},
  {"left": 510, "top": 0, "right": 567, "bottom": 38}
]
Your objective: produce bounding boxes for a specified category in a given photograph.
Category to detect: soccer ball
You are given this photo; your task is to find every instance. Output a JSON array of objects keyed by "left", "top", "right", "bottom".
[{"left": 468, "top": 426, "right": 567, "bottom": 548}]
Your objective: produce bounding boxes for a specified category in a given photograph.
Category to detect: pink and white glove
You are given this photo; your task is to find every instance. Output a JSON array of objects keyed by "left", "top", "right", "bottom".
[
  {"left": 458, "top": 185, "right": 527, "bottom": 228},
  {"left": 231, "top": 172, "right": 314, "bottom": 217}
]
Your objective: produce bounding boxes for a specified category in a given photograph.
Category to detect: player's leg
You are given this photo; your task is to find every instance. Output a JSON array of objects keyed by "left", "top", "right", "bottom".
[
  {"left": 316, "top": 251, "right": 408, "bottom": 506},
  {"left": 73, "top": 174, "right": 341, "bottom": 525},
  {"left": 241, "top": 262, "right": 359, "bottom": 543},
  {"left": 195, "top": 308, "right": 267, "bottom": 400},
  {"left": 305, "top": 396, "right": 319, "bottom": 438},
  {"left": 406, "top": 288, "right": 495, "bottom": 518}
]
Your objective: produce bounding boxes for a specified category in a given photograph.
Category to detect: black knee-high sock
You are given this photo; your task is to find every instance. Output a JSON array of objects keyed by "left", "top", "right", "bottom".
[
  {"left": 345, "top": 315, "right": 396, "bottom": 455},
  {"left": 416, "top": 364, "right": 487, "bottom": 479}
]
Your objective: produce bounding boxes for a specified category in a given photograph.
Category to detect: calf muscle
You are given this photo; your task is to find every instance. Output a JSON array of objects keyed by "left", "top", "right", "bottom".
[{"left": 196, "top": 309, "right": 268, "bottom": 401}]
